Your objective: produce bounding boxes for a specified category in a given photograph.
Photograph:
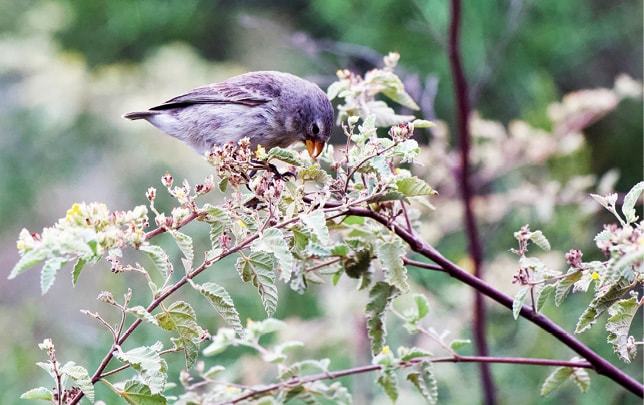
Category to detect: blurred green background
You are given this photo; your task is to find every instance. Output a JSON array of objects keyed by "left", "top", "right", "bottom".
[{"left": 0, "top": 0, "right": 641, "bottom": 404}]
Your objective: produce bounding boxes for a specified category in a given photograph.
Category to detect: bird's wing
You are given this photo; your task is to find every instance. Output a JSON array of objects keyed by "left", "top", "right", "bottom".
[{"left": 149, "top": 72, "right": 283, "bottom": 110}]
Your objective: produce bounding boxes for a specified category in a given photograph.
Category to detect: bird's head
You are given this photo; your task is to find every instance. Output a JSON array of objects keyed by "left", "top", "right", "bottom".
[{"left": 296, "top": 86, "right": 334, "bottom": 160}]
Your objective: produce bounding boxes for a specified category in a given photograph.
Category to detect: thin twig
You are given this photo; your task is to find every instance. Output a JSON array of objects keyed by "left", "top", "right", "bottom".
[
  {"left": 305, "top": 258, "right": 341, "bottom": 273},
  {"left": 402, "top": 257, "right": 444, "bottom": 272},
  {"left": 226, "top": 355, "right": 592, "bottom": 404}
]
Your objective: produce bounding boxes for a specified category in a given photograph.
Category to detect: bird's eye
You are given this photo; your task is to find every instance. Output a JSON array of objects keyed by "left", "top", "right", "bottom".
[{"left": 312, "top": 123, "right": 320, "bottom": 135}]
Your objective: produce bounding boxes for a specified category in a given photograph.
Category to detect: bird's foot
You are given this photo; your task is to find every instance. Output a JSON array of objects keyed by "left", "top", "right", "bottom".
[{"left": 249, "top": 160, "right": 295, "bottom": 180}]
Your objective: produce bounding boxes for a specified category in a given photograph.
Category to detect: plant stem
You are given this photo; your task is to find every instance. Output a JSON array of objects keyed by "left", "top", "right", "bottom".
[
  {"left": 226, "top": 355, "right": 592, "bottom": 404},
  {"left": 447, "top": 0, "right": 496, "bottom": 403},
  {"left": 346, "top": 206, "right": 644, "bottom": 397}
]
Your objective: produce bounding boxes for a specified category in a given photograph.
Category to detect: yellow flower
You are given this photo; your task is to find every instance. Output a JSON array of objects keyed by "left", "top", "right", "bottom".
[
  {"left": 66, "top": 203, "right": 83, "bottom": 221},
  {"left": 380, "top": 345, "right": 391, "bottom": 355},
  {"left": 255, "top": 144, "right": 267, "bottom": 159},
  {"left": 591, "top": 271, "right": 600, "bottom": 280}
]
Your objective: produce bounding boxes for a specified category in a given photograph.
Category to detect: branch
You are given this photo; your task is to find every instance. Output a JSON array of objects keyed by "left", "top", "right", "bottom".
[
  {"left": 447, "top": 0, "right": 496, "bottom": 402},
  {"left": 226, "top": 355, "right": 592, "bottom": 404},
  {"left": 345, "top": 206, "right": 644, "bottom": 397}
]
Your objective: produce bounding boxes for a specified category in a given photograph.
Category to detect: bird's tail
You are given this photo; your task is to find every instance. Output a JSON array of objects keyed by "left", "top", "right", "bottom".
[{"left": 123, "top": 111, "right": 159, "bottom": 120}]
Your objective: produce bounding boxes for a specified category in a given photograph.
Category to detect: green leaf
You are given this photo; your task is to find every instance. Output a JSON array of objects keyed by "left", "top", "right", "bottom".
[
  {"left": 60, "top": 362, "right": 94, "bottom": 402},
  {"left": 192, "top": 282, "right": 244, "bottom": 337},
  {"left": 412, "top": 119, "right": 434, "bottom": 128},
  {"left": 540, "top": 361, "right": 590, "bottom": 396},
  {"left": 236, "top": 251, "right": 278, "bottom": 316},
  {"left": 127, "top": 306, "right": 159, "bottom": 326},
  {"left": 398, "top": 347, "right": 432, "bottom": 362},
  {"left": 252, "top": 228, "right": 294, "bottom": 282},
  {"left": 377, "top": 368, "right": 399, "bottom": 402},
  {"left": 621, "top": 181, "right": 643, "bottom": 223},
  {"left": 300, "top": 210, "right": 330, "bottom": 245},
  {"left": 365, "top": 282, "right": 399, "bottom": 355},
  {"left": 155, "top": 301, "right": 203, "bottom": 368},
  {"left": 413, "top": 294, "right": 430, "bottom": 321},
  {"left": 377, "top": 71, "right": 420, "bottom": 110},
  {"left": 529, "top": 230, "right": 551, "bottom": 251},
  {"left": 139, "top": 245, "right": 173, "bottom": 279},
  {"left": 512, "top": 287, "right": 529, "bottom": 319},
  {"left": 8, "top": 249, "right": 47, "bottom": 279},
  {"left": 575, "top": 280, "right": 634, "bottom": 333},
  {"left": 267, "top": 147, "right": 304, "bottom": 165},
  {"left": 170, "top": 231, "right": 193, "bottom": 273},
  {"left": 377, "top": 239, "right": 409, "bottom": 292},
  {"left": 449, "top": 339, "right": 471, "bottom": 352},
  {"left": 555, "top": 270, "right": 582, "bottom": 306},
  {"left": 407, "top": 362, "right": 438, "bottom": 404},
  {"left": 40, "top": 257, "right": 64, "bottom": 295},
  {"left": 366, "top": 100, "right": 415, "bottom": 127},
  {"left": 218, "top": 177, "right": 228, "bottom": 193},
  {"left": 119, "top": 380, "right": 167, "bottom": 405},
  {"left": 114, "top": 342, "right": 167, "bottom": 394},
  {"left": 540, "top": 366, "right": 573, "bottom": 396},
  {"left": 536, "top": 284, "right": 555, "bottom": 312},
  {"left": 395, "top": 176, "right": 437, "bottom": 197},
  {"left": 343, "top": 249, "right": 372, "bottom": 279},
  {"left": 606, "top": 295, "right": 640, "bottom": 363},
  {"left": 203, "top": 205, "right": 231, "bottom": 247},
  {"left": 20, "top": 387, "right": 53, "bottom": 401},
  {"left": 71, "top": 257, "right": 86, "bottom": 287}
]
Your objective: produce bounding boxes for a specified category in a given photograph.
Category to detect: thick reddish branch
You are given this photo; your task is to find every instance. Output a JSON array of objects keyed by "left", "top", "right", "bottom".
[
  {"left": 447, "top": 0, "right": 496, "bottom": 403},
  {"left": 346, "top": 206, "right": 644, "bottom": 397}
]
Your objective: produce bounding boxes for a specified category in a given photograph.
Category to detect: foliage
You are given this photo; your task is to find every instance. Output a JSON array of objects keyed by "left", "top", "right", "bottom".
[{"left": 9, "top": 55, "right": 642, "bottom": 404}]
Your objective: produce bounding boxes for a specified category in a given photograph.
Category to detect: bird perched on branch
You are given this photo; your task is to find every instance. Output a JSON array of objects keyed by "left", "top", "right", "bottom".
[{"left": 124, "top": 71, "right": 333, "bottom": 159}]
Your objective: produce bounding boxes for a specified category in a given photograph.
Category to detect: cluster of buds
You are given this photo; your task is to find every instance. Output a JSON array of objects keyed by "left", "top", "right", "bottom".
[
  {"left": 512, "top": 266, "right": 530, "bottom": 285},
  {"left": 207, "top": 138, "right": 254, "bottom": 188},
  {"left": 252, "top": 171, "right": 284, "bottom": 203},
  {"left": 195, "top": 175, "right": 215, "bottom": 195},
  {"left": 565, "top": 249, "right": 584, "bottom": 269},
  {"left": 388, "top": 122, "right": 414, "bottom": 142},
  {"left": 511, "top": 224, "right": 532, "bottom": 256}
]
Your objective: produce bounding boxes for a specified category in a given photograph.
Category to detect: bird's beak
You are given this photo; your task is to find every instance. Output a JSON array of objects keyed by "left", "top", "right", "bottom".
[{"left": 305, "top": 139, "right": 325, "bottom": 159}]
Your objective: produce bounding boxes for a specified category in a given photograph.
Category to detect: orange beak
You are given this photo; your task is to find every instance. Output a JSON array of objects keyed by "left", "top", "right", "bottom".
[{"left": 305, "top": 139, "right": 325, "bottom": 159}]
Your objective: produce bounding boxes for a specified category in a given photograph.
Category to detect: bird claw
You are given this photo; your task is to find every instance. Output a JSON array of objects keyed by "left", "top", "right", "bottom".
[{"left": 249, "top": 160, "right": 295, "bottom": 181}]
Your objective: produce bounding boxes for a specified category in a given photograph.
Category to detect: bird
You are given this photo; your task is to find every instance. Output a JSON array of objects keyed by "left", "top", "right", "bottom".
[{"left": 124, "top": 71, "right": 333, "bottom": 159}]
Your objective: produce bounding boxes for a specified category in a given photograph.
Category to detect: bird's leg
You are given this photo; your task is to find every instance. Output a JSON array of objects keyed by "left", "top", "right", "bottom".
[{"left": 249, "top": 159, "right": 295, "bottom": 180}]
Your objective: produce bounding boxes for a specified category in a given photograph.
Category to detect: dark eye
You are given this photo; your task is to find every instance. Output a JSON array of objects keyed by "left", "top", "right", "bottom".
[{"left": 312, "top": 123, "right": 320, "bottom": 135}]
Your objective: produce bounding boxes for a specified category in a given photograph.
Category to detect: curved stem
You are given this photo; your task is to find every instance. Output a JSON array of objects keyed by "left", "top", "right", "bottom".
[
  {"left": 227, "top": 355, "right": 592, "bottom": 404},
  {"left": 447, "top": 0, "right": 496, "bottom": 402},
  {"left": 346, "top": 206, "right": 644, "bottom": 397}
]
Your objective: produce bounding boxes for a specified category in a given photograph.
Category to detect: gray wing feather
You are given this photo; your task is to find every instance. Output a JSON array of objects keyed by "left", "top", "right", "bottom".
[{"left": 149, "top": 71, "right": 283, "bottom": 110}]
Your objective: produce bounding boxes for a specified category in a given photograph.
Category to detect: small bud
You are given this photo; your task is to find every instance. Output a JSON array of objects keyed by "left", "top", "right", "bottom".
[
  {"left": 565, "top": 249, "right": 583, "bottom": 268},
  {"left": 161, "top": 172, "right": 174, "bottom": 188},
  {"left": 146, "top": 187, "right": 157, "bottom": 201},
  {"left": 97, "top": 290, "right": 116, "bottom": 305}
]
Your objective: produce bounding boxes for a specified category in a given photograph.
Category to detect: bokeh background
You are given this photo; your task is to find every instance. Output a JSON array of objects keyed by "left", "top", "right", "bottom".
[{"left": 0, "top": 1, "right": 642, "bottom": 404}]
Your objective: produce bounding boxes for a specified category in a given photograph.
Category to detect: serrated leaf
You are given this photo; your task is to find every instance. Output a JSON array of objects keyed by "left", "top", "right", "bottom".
[
  {"left": 60, "top": 362, "right": 94, "bottom": 402},
  {"left": 252, "top": 228, "right": 294, "bottom": 282},
  {"left": 555, "top": 270, "right": 582, "bottom": 306},
  {"left": 8, "top": 248, "right": 47, "bottom": 279},
  {"left": 606, "top": 295, "right": 640, "bottom": 363},
  {"left": 193, "top": 282, "right": 244, "bottom": 337},
  {"left": 119, "top": 380, "right": 167, "bottom": 405},
  {"left": 377, "top": 368, "right": 399, "bottom": 402},
  {"left": 395, "top": 177, "right": 437, "bottom": 197},
  {"left": 114, "top": 342, "right": 167, "bottom": 394},
  {"left": 529, "top": 230, "right": 551, "bottom": 251},
  {"left": 72, "top": 258, "right": 86, "bottom": 287},
  {"left": 20, "top": 387, "right": 53, "bottom": 401},
  {"left": 407, "top": 362, "right": 438, "bottom": 404},
  {"left": 541, "top": 361, "right": 590, "bottom": 396},
  {"left": 300, "top": 210, "right": 330, "bottom": 245},
  {"left": 366, "top": 282, "right": 399, "bottom": 355},
  {"left": 203, "top": 205, "right": 231, "bottom": 247},
  {"left": 540, "top": 366, "right": 573, "bottom": 396},
  {"left": 139, "top": 245, "right": 173, "bottom": 279},
  {"left": 236, "top": 251, "right": 278, "bottom": 316},
  {"left": 218, "top": 177, "right": 228, "bottom": 193},
  {"left": 127, "top": 306, "right": 159, "bottom": 326},
  {"left": 512, "top": 287, "right": 529, "bottom": 319},
  {"left": 536, "top": 284, "right": 555, "bottom": 312},
  {"left": 398, "top": 347, "right": 432, "bottom": 362},
  {"left": 170, "top": 231, "right": 193, "bottom": 273},
  {"left": 155, "top": 301, "right": 202, "bottom": 368},
  {"left": 40, "top": 257, "right": 64, "bottom": 294},
  {"left": 267, "top": 147, "right": 304, "bottom": 166},
  {"left": 377, "top": 239, "right": 409, "bottom": 292},
  {"left": 621, "top": 181, "right": 643, "bottom": 223},
  {"left": 575, "top": 280, "right": 634, "bottom": 333}
]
